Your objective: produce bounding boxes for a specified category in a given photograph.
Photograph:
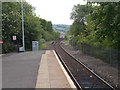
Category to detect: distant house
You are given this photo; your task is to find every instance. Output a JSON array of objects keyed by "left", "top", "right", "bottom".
[
  {"left": 60, "top": 32, "right": 65, "bottom": 38},
  {"left": 39, "top": 38, "right": 46, "bottom": 43}
]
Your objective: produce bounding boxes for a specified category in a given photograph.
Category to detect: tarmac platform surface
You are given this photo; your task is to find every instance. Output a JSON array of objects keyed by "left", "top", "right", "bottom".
[
  {"left": 2, "top": 51, "right": 45, "bottom": 88},
  {"left": 2, "top": 50, "right": 76, "bottom": 89}
]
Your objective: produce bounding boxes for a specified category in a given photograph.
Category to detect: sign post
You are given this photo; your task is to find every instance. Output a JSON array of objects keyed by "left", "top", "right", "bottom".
[
  {"left": 0, "top": 41, "right": 3, "bottom": 44},
  {"left": 13, "top": 36, "right": 16, "bottom": 40},
  {"left": 12, "top": 36, "right": 19, "bottom": 52}
]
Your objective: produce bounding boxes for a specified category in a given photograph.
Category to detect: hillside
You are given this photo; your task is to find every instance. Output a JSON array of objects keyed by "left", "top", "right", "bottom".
[{"left": 52, "top": 24, "right": 70, "bottom": 33}]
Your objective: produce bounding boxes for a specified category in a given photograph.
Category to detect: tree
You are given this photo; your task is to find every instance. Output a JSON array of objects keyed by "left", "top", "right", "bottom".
[
  {"left": 69, "top": 4, "right": 93, "bottom": 45},
  {"left": 90, "top": 2, "right": 120, "bottom": 49},
  {"left": 2, "top": 2, "right": 43, "bottom": 52},
  {"left": 2, "top": 2, "right": 60, "bottom": 53},
  {"left": 2, "top": 2, "right": 21, "bottom": 53},
  {"left": 39, "top": 18, "right": 59, "bottom": 41},
  {"left": 69, "top": 2, "right": 120, "bottom": 50}
]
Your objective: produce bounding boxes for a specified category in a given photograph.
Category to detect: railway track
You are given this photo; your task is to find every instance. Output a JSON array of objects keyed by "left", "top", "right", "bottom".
[{"left": 53, "top": 40, "right": 116, "bottom": 90}]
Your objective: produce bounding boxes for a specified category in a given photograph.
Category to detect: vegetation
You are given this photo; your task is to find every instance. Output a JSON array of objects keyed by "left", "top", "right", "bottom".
[
  {"left": 67, "top": 2, "right": 120, "bottom": 65},
  {"left": 69, "top": 2, "right": 120, "bottom": 50},
  {"left": 39, "top": 41, "right": 51, "bottom": 50},
  {"left": 2, "top": 2, "right": 59, "bottom": 53},
  {"left": 40, "top": 19, "right": 60, "bottom": 41},
  {"left": 52, "top": 24, "right": 70, "bottom": 33}
]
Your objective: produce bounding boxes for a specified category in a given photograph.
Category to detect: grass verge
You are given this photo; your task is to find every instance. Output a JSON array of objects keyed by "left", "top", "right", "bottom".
[{"left": 39, "top": 41, "right": 51, "bottom": 50}]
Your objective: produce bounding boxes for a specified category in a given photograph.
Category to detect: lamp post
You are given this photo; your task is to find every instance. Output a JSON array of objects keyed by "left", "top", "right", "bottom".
[{"left": 21, "top": 0, "right": 25, "bottom": 51}]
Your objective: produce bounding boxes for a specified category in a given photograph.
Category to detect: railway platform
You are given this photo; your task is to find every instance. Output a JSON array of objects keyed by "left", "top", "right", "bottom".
[{"left": 36, "top": 50, "right": 76, "bottom": 89}]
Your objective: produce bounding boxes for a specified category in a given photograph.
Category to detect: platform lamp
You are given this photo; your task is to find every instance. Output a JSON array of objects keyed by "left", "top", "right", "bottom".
[{"left": 21, "top": 0, "right": 25, "bottom": 51}]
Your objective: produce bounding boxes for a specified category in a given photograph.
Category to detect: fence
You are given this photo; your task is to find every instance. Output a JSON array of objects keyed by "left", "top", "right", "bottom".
[
  {"left": 82, "top": 44, "right": 119, "bottom": 67},
  {"left": 70, "top": 41, "right": 119, "bottom": 68}
]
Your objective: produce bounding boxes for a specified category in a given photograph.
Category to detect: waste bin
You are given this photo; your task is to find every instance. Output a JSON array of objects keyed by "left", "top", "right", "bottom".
[{"left": 32, "top": 41, "right": 39, "bottom": 51}]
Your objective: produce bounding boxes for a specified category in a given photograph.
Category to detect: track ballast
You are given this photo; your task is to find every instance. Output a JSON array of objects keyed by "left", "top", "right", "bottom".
[{"left": 53, "top": 40, "right": 116, "bottom": 90}]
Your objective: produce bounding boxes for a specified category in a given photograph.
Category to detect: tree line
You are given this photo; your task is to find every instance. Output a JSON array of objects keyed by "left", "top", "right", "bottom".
[
  {"left": 2, "top": 2, "right": 59, "bottom": 53},
  {"left": 68, "top": 2, "right": 120, "bottom": 50}
]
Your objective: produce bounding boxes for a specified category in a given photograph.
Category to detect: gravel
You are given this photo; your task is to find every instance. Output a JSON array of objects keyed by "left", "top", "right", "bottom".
[{"left": 61, "top": 42, "right": 119, "bottom": 89}]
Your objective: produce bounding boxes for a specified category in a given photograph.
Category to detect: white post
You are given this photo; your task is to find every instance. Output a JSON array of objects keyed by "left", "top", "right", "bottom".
[{"left": 21, "top": 0, "right": 25, "bottom": 51}]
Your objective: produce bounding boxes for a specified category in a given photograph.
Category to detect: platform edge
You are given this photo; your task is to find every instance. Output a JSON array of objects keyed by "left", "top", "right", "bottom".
[{"left": 53, "top": 50, "right": 77, "bottom": 89}]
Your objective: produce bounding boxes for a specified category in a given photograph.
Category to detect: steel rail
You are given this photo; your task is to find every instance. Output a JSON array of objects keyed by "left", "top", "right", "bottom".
[
  {"left": 54, "top": 40, "right": 116, "bottom": 90},
  {"left": 54, "top": 45, "right": 82, "bottom": 90},
  {"left": 60, "top": 44, "right": 116, "bottom": 90}
]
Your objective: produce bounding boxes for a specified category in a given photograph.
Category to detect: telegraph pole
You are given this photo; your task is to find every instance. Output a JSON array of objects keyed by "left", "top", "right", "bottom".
[{"left": 21, "top": 0, "right": 25, "bottom": 51}]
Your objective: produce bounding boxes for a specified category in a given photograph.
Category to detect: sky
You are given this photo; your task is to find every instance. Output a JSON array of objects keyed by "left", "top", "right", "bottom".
[{"left": 26, "top": 0, "right": 87, "bottom": 25}]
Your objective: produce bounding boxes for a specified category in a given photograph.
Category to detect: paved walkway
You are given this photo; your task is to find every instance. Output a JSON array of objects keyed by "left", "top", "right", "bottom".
[
  {"left": 36, "top": 50, "right": 76, "bottom": 88},
  {"left": 2, "top": 51, "right": 45, "bottom": 88}
]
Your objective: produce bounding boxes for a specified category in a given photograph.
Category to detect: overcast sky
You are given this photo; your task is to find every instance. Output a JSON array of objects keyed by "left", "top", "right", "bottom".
[{"left": 26, "top": 0, "right": 87, "bottom": 25}]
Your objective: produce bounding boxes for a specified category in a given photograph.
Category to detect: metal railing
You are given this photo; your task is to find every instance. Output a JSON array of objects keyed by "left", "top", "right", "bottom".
[{"left": 70, "top": 41, "right": 119, "bottom": 68}]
